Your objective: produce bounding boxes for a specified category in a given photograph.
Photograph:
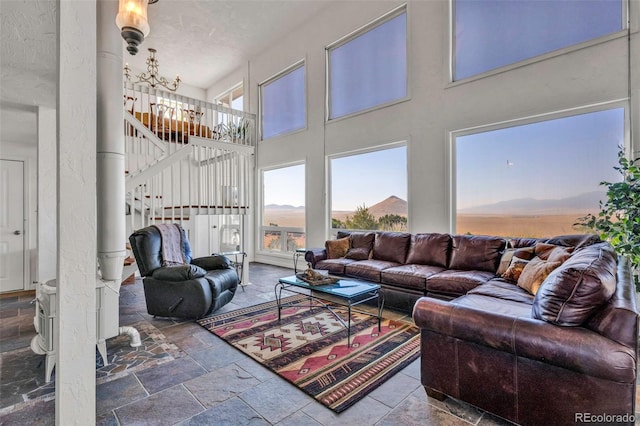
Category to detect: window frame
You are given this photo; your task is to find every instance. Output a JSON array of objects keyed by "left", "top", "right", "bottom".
[
  {"left": 449, "top": 0, "right": 629, "bottom": 85},
  {"left": 448, "top": 100, "right": 630, "bottom": 234},
  {"left": 258, "top": 60, "right": 307, "bottom": 141},
  {"left": 258, "top": 161, "right": 307, "bottom": 256},
  {"left": 327, "top": 141, "right": 409, "bottom": 238},
  {"left": 326, "top": 4, "right": 410, "bottom": 122}
]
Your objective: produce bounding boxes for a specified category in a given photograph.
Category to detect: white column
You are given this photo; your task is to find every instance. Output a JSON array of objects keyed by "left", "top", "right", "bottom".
[
  {"left": 37, "top": 107, "right": 57, "bottom": 284},
  {"left": 97, "top": 0, "right": 126, "bottom": 282},
  {"left": 56, "top": 0, "right": 97, "bottom": 424}
]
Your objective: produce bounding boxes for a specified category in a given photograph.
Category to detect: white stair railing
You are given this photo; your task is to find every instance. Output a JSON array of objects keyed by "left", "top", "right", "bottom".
[
  {"left": 124, "top": 82, "right": 255, "bottom": 159},
  {"left": 125, "top": 138, "right": 253, "bottom": 231},
  {"left": 124, "top": 83, "right": 256, "bottom": 231}
]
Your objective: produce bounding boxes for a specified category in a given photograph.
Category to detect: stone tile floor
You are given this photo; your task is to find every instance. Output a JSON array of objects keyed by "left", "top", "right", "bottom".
[{"left": 0, "top": 262, "right": 517, "bottom": 425}]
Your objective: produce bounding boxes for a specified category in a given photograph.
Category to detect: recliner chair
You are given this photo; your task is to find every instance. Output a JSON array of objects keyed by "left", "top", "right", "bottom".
[{"left": 129, "top": 224, "right": 238, "bottom": 318}]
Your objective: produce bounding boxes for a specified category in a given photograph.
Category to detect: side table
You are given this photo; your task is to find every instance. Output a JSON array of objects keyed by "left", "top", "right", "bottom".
[
  {"left": 219, "top": 251, "right": 248, "bottom": 291},
  {"left": 293, "top": 248, "right": 306, "bottom": 273}
]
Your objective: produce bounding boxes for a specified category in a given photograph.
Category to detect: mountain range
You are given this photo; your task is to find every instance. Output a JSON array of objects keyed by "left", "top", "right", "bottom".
[
  {"left": 458, "top": 190, "right": 606, "bottom": 215},
  {"left": 266, "top": 191, "right": 604, "bottom": 217},
  {"left": 266, "top": 195, "right": 408, "bottom": 218}
]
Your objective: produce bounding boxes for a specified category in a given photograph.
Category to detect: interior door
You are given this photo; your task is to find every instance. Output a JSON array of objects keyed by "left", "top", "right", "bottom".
[{"left": 0, "top": 159, "right": 25, "bottom": 293}]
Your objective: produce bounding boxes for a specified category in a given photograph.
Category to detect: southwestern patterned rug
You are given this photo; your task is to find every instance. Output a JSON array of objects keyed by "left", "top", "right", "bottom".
[{"left": 196, "top": 295, "right": 420, "bottom": 413}]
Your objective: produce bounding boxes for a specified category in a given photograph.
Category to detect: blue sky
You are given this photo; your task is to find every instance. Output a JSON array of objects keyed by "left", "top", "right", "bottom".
[
  {"left": 331, "top": 146, "right": 407, "bottom": 211},
  {"left": 456, "top": 108, "right": 624, "bottom": 210}
]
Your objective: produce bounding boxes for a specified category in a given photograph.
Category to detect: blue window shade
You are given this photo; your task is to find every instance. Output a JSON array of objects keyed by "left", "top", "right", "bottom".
[
  {"left": 454, "top": 0, "right": 623, "bottom": 81},
  {"left": 329, "top": 12, "right": 407, "bottom": 120},
  {"left": 262, "top": 65, "right": 306, "bottom": 139}
]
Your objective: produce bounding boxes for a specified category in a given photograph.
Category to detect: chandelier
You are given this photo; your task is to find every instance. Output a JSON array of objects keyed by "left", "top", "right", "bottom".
[{"left": 124, "top": 48, "right": 181, "bottom": 92}]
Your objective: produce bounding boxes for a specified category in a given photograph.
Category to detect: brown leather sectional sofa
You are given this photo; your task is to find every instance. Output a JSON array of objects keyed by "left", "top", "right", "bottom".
[{"left": 305, "top": 231, "right": 638, "bottom": 425}]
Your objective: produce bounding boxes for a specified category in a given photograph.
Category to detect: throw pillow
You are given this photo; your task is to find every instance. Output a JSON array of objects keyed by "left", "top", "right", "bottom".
[
  {"left": 496, "top": 247, "right": 535, "bottom": 275},
  {"left": 546, "top": 246, "right": 575, "bottom": 263},
  {"left": 533, "top": 243, "right": 557, "bottom": 259},
  {"left": 325, "top": 236, "right": 350, "bottom": 259},
  {"left": 501, "top": 256, "right": 531, "bottom": 283},
  {"left": 517, "top": 257, "right": 561, "bottom": 295}
]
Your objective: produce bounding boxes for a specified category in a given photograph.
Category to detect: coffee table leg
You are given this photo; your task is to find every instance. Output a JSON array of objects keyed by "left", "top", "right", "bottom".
[
  {"left": 347, "top": 303, "right": 351, "bottom": 347},
  {"left": 377, "top": 291, "right": 384, "bottom": 332},
  {"left": 275, "top": 283, "right": 283, "bottom": 322}
]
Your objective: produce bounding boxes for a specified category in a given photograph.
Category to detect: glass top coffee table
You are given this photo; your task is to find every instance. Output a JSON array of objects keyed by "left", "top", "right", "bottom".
[{"left": 275, "top": 275, "right": 384, "bottom": 347}]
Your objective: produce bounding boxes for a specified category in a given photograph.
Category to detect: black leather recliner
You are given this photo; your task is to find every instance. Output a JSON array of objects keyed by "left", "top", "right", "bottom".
[{"left": 129, "top": 224, "right": 238, "bottom": 318}]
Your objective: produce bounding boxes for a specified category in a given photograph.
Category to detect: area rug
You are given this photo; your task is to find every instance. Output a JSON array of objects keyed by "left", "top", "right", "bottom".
[{"left": 196, "top": 295, "right": 420, "bottom": 412}]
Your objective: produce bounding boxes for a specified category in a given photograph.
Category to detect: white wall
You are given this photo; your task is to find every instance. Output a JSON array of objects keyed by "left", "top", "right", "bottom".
[{"left": 206, "top": 0, "right": 639, "bottom": 267}]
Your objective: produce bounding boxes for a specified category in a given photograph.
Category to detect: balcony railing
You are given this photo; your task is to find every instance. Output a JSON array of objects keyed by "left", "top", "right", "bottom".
[{"left": 261, "top": 226, "right": 306, "bottom": 253}]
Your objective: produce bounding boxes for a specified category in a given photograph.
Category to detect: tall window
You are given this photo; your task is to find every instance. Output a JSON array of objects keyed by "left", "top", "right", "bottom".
[
  {"left": 261, "top": 164, "right": 305, "bottom": 252},
  {"left": 216, "top": 84, "right": 243, "bottom": 111},
  {"left": 328, "top": 7, "right": 407, "bottom": 120},
  {"left": 454, "top": 0, "right": 623, "bottom": 80},
  {"left": 455, "top": 108, "right": 624, "bottom": 238},
  {"left": 260, "top": 62, "right": 306, "bottom": 140},
  {"left": 330, "top": 145, "right": 407, "bottom": 232},
  {"left": 215, "top": 84, "right": 244, "bottom": 127}
]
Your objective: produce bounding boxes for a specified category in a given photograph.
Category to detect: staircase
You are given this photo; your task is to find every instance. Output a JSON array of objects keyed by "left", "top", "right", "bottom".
[{"left": 123, "top": 82, "right": 256, "bottom": 254}]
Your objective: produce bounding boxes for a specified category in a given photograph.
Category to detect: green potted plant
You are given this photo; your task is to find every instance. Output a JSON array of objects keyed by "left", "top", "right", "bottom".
[{"left": 576, "top": 148, "right": 640, "bottom": 291}]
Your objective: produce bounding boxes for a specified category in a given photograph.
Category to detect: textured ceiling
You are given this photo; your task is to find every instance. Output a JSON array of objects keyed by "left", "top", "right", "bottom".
[
  {"left": 0, "top": 0, "right": 333, "bottom": 144},
  {"left": 127, "top": 0, "right": 332, "bottom": 89}
]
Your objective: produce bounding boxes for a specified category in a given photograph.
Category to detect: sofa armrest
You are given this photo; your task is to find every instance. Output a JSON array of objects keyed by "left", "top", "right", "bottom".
[
  {"left": 150, "top": 264, "right": 207, "bottom": 281},
  {"left": 305, "top": 248, "right": 327, "bottom": 268},
  {"left": 413, "top": 296, "right": 636, "bottom": 383},
  {"left": 191, "top": 254, "right": 232, "bottom": 270}
]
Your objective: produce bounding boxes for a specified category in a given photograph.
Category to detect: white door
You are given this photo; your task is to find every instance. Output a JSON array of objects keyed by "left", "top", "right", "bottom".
[{"left": 0, "top": 159, "right": 25, "bottom": 292}]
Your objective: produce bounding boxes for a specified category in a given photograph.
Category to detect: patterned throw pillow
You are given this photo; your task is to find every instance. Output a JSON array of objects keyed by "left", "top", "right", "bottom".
[
  {"left": 496, "top": 247, "right": 535, "bottom": 275},
  {"left": 501, "top": 256, "right": 531, "bottom": 282},
  {"left": 517, "top": 257, "right": 562, "bottom": 295},
  {"left": 325, "top": 236, "right": 350, "bottom": 259}
]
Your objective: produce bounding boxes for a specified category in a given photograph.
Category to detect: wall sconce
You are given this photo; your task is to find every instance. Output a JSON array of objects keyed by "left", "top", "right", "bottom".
[{"left": 116, "top": 0, "right": 158, "bottom": 55}]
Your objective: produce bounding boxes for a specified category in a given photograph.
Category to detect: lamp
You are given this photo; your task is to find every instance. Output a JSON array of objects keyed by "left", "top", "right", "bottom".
[
  {"left": 124, "top": 48, "right": 181, "bottom": 91},
  {"left": 116, "top": 0, "right": 158, "bottom": 55}
]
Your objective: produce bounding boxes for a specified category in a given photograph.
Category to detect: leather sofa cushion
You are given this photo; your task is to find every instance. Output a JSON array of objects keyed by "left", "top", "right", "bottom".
[
  {"left": 467, "top": 279, "right": 535, "bottom": 305},
  {"left": 405, "top": 233, "right": 451, "bottom": 267},
  {"left": 544, "top": 234, "right": 601, "bottom": 249},
  {"left": 345, "top": 259, "right": 400, "bottom": 282},
  {"left": 532, "top": 242, "right": 617, "bottom": 326},
  {"left": 449, "top": 235, "right": 506, "bottom": 272},
  {"left": 346, "top": 232, "right": 375, "bottom": 259},
  {"left": 373, "top": 232, "right": 411, "bottom": 264},
  {"left": 426, "top": 269, "right": 495, "bottom": 297},
  {"left": 315, "top": 258, "right": 355, "bottom": 275},
  {"left": 381, "top": 264, "right": 445, "bottom": 292}
]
